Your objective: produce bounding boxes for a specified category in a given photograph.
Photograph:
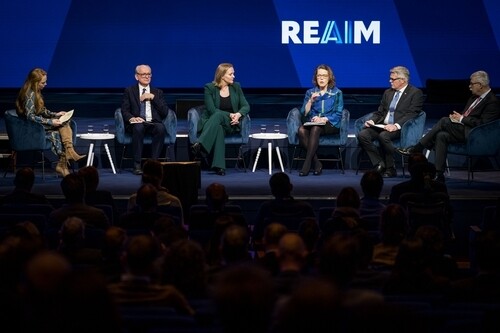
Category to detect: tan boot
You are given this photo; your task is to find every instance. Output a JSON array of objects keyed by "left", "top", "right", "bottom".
[
  {"left": 59, "top": 124, "right": 86, "bottom": 162},
  {"left": 55, "top": 155, "right": 70, "bottom": 177}
]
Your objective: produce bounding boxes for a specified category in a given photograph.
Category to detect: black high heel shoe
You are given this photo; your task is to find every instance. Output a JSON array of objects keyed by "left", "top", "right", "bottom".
[
  {"left": 215, "top": 168, "right": 225, "bottom": 176},
  {"left": 313, "top": 162, "right": 323, "bottom": 176},
  {"left": 299, "top": 170, "right": 309, "bottom": 177}
]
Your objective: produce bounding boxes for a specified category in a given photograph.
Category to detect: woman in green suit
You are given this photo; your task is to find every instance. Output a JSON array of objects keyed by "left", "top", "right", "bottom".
[{"left": 191, "top": 63, "right": 250, "bottom": 175}]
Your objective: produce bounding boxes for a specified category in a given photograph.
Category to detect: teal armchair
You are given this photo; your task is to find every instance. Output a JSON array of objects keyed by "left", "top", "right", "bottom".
[
  {"left": 447, "top": 118, "right": 500, "bottom": 183},
  {"left": 287, "top": 107, "right": 350, "bottom": 173},
  {"left": 114, "top": 107, "right": 177, "bottom": 170},
  {"left": 187, "top": 105, "right": 251, "bottom": 170},
  {"left": 4, "top": 109, "right": 77, "bottom": 179},
  {"left": 354, "top": 110, "right": 426, "bottom": 176}
]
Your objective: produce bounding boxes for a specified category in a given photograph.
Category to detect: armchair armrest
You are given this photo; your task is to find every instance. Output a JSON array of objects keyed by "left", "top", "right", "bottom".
[
  {"left": 187, "top": 106, "right": 203, "bottom": 144},
  {"left": 399, "top": 111, "right": 426, "bottom": 149},
  {"left": 338, "top": 109, "right": 350, "bottom": 146},
  {"left": 4, "top": 109, "right": 47, "bottom": 150},
  {"left": 163, "top": 108, "right": 177, "bottom": 144},
  {"left": 114, "top": 108, "right": 128, "bottom": 144},
  {"left": 286, "top": 107, "right": 302, "bottom": 145},
  {"left": 463, "top": 119, "right": 500, "bottom": 157},
  {"left": 239, "top": 114, "right": 251, "bottom": 144}
]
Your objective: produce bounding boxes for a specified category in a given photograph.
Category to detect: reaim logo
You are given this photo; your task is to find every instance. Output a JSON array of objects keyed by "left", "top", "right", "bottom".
[{"left": 282, "top": 20, "right": 380, "bottom": 44}]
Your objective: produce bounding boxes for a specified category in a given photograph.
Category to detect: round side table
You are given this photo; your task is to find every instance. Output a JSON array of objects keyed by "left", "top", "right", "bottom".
[
  {"left": 250, "top": 132, "right": 288, "bottom": 175},
  {"left": 79, "top": 133, "right": 117, "bottom": 174}
]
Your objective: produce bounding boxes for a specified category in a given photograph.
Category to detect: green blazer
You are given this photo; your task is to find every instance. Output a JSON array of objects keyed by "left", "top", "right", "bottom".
[{"left": 200, "top": 82, "right": 250, "bottom": 131}]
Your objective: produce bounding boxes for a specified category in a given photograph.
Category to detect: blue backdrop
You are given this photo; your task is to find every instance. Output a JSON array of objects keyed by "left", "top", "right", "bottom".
[{"left": 1, "top": 0, "right": 499, "bottom": 88}]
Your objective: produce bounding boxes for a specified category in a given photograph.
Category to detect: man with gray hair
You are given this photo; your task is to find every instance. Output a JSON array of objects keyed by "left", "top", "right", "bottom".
[
  {"left": 357, "top": 66, "right": 425, "bottom": 178},
  {"left": 398, "top": 70, "right": 500, "bottom": 182}
]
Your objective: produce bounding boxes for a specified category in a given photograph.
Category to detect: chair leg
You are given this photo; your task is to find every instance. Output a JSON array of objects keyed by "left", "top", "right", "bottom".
[
  {"left": 119, "top": 145, "right": 126, "bottom": 172},
  {"left": 337, "top": 147, "right": 345, "bottom": 174},
  {"left": 290, "top": 146, "right": 300, "bottom": 173},
  {"left": 238, "top": 145, "right": 247, "bottom": 172}
]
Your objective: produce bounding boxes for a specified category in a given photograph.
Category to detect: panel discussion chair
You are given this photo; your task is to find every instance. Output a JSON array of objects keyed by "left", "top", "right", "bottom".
[
  {"left": 4, "top": 109, "right": 77, "bottom": 179},
  {"left": 187, "top": 105, "right": 251, "bottom": 170},
  {"left": 286, "top": 107, "right": 350, "bottom": 173},
  {"left": 114, "top": 107, "right": 177, "bottom": 171},
  {"left": 354, "top": 110, "right": 426, "bottom": 177}
]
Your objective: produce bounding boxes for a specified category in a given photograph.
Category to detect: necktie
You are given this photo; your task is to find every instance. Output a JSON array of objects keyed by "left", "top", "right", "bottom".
[
  {"left": 140, "top": 88, "right": 146, "bottom": 119},
  {"left": 388, "top": 90, "right": 400, "bottom": 124},
  {"left": 463, "top": 97, "right": 482, "bottom": 117}
]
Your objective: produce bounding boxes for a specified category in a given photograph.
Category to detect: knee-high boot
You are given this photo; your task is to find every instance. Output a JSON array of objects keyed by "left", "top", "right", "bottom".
[
  {"left": 59, "top": 125, "right": 86, "bottom": 162},
  {"left": 55, "top": 155, "right": 70, "bottom": 177}
]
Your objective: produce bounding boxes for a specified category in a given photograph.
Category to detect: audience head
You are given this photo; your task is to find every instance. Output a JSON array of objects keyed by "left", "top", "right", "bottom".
[
  {"left": 380, "top": 203, "right": 409, "bottom": 245},
  {"left": 273, "top": 277, "right": 341, "bottom": 333},
  {"left": 162, "top": 239, "right": 207, "bottom": 298},
  {"left": 263, "top": 222, "right": 288, "bottom": 249},
  {"left": 298, "top": 218, "right": 320, "bottom": 253},
  {"left": 278, "top": 232, "right": 307, "bottom": 269},
  {"left": 269, "top": 172, "right": 293, "bottom": 198},
  {"left": 24, "top": 250, "right": 72, "bottom": 297},
  {"left": 319, "top": 232, "right": 361, "bottom": 288},
  {"left": 220, "top": 224, "right": 250, "bottom": 264},
  {"left": 141, "top": 159, "right": 164, "bottom": 188},
  {"left": 205, "top": 182, "right": 229, "bottom": 211},
  {"left": 360, "top": 170, "right": 384, "bottom": 199},
  {"left": 14, "top": 167, "right": 36, "bottom": 191},
  {"left": 77, "top": 166, "right": 100, "bottom": 193},
  {"left": 210, "top": 263, "right": 275, "bottom": 333},
  {"left": 336, "top": 186, "right": 360, "bottom": 209},
  {"left": 58, "top": 217, "right": 85, "bottom": 248},
  {"left": 136, "top": 183, "right": 158, "bottom": 212},
  {"left": 61, "top": 173, "right": 86, "bottom": 203},
  {"left": 123, "top": 234, "right": 162, "bottom": 276}
]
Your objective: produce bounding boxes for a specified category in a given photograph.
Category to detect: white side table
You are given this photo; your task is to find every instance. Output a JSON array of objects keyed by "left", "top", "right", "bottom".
[
  {"left": 250, "top": 133, "right": 288, "bottom": 175},
  {"left": 79, "top": 133, "right": 117, "bottom": 174}
]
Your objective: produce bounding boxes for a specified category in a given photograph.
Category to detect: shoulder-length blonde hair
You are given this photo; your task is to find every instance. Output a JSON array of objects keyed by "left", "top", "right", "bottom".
[
  {"left": 16, "top": 68, "right": 47, "bottom": 116},
  {"left": 212, "top": 63, "right": 233, "bottom": 88}
]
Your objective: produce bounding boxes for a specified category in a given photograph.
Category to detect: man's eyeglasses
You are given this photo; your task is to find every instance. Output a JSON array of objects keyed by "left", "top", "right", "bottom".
[
  {"left": 137, "top": 73, "right": 152, "bottom": 77},
  {"left": 469, "top": 82, "right": 481, "bottom": 86},
  {"left": 389, "top": 77, "right": 402, "bottom": 82}
]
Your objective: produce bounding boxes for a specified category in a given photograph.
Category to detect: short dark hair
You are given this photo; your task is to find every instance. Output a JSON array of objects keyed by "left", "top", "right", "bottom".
[{"left": 269, "top": 172, "right": 292, "bottom": 198}]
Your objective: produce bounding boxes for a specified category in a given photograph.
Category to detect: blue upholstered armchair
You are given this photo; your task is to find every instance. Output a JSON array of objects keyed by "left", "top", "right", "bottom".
[
  {"left": 447, "top": 118, "right": 500, "bottom": 183},
  {"left": 354, "top": 111, "right": 426, "bottom": 176},
  {"left": 4, "top": 109, "right": 77, "bottom": 179},
  {"left": 287, "top": 107, "right": 350, "bottom": 173},
  {"left": 187, "top": 105, "right": 251, "bottom": 169},
  {"left": 114, "top": 107, "right": 177, "bottom": 170}
]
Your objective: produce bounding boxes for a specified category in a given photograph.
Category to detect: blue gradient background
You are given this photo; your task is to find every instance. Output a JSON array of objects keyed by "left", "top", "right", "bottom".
[{"left": 1, "top": 0, "right": 499, "bottom": 88}]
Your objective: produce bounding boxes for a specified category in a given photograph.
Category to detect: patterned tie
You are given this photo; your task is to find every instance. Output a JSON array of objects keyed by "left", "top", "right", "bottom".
[
  {"left": 388, "top": 90, "right": 400, "bottom": 124},
  {"left": 140, "top": 88, "right": 146, "bottom": 119},
  {"left": 463, "top": 97, "right": 482, "bottom": 117}
]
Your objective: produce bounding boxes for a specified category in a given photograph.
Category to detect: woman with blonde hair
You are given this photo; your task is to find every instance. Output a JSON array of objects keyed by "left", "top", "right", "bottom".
[
  {"left": 191, "top": 63, "right": 250, "bottom": 176},
  {"left": 16, "top": 68, "right": 85, "bottom": 176}
]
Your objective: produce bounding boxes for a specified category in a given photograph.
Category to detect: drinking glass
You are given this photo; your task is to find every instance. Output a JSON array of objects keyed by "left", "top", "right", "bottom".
[
  {"left": 274, "top": 124, "right": 280, "bottom": 133},
  {"left": 260, "top": 124, "right": 267, "bottom": 133}
]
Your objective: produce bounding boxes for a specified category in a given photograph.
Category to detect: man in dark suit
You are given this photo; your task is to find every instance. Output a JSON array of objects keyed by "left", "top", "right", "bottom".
[
  {"left": 357, "top": 66, "right": 425, "bottom": 178},
  {"left": 121, "top": 64, "right": 169, "bottom": 175},
  {"left": 398, "top": 70, "right": 500, "bottom": 182}
]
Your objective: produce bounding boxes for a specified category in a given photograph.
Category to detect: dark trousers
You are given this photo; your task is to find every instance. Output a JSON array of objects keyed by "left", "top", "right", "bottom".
[
  {"left": 128, "top": 122, "right": 166, "bottom": 165},
  {"left": 357, "top": 127, "right": 400, "bottom": 168},
  {"left": 420, "top": 117, "right": 466, "bottom": 173}
]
